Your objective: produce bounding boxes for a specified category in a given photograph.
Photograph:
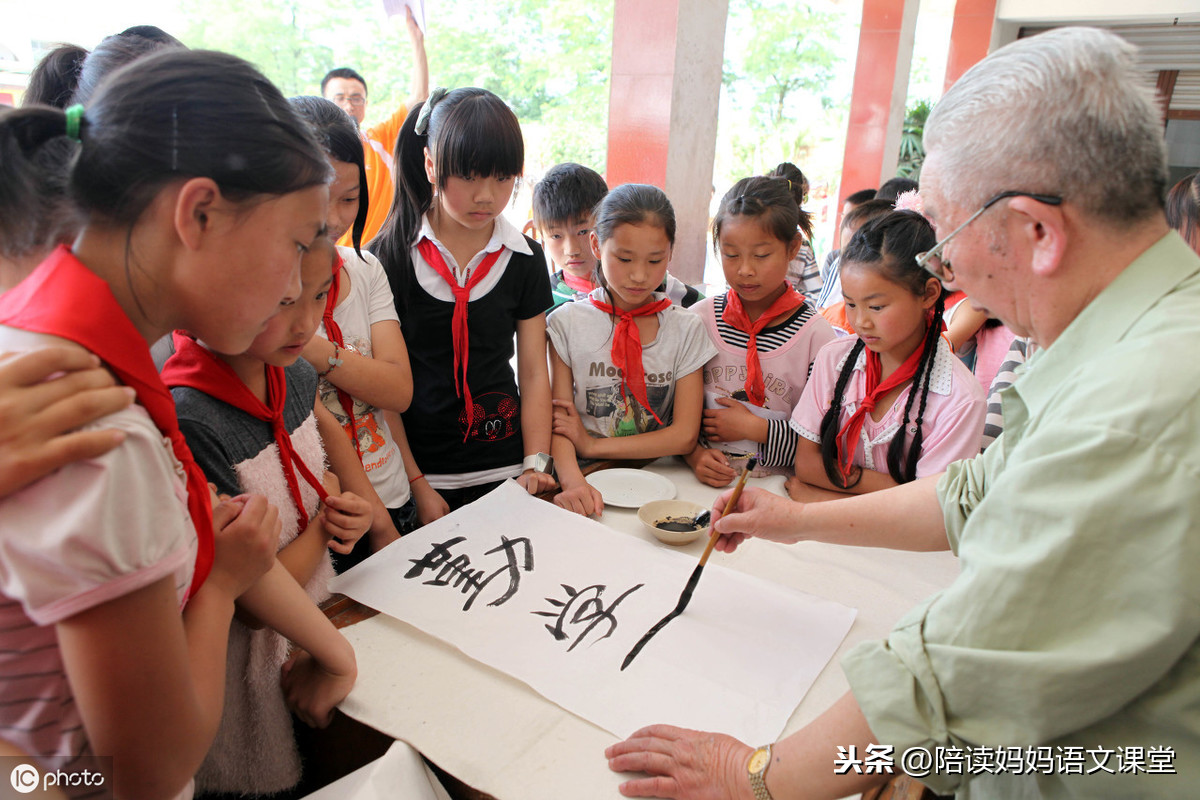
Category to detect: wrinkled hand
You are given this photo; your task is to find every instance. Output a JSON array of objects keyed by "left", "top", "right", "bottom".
[
  {"left": 412, "top": 479, "right": 450, "bottom": 526},
  {"left": 0, "top": 347, "right": 135, "bottom": 497},
  {"left": 554, "top": 482, "right": 604, "bottom": 517},
  {"left": 281, "top": 649, "right": 357, "bottom": 729},
  {"left": 701, "top": 398, "right": 756, "bottom": 443},
  {"left": 688, "top": 447, "right": 736, "bottom": 488},
  {"left": 552, "top": 399, "right": 594, "bottom": 457},
  {"left": 209, "top": 494, "right": 280, "bottom": 599},
  {"left": 516, "top": 469, "right": 557, "bottom": 495},
  {"left": 710, "top": 486, "right": 804, "bottom": 554},
  {"left": 605, "top": 724, "right": 754, "bottom": 800},
  {"left": 321, "top": 491, "right": 372, "bottom": 553}
]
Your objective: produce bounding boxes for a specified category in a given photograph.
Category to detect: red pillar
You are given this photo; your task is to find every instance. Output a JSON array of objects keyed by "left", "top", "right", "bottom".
[
  {"left": 943, "top": 0, "right": 998, "bottom": 92},
  {"left": 606, "top": 0, "right": 678, "bottom": 186},
  {"left": 838, "top": 0, "right": 909, "bottom": 213}
]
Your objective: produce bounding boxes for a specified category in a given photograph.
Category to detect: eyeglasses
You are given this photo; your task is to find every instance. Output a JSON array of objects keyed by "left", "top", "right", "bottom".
[
  {"left": 916, "top": 191, "right": 1063, "bottom": 282},
  {"left": 332, "top": 94, "right": 367, "bottom": 108}
]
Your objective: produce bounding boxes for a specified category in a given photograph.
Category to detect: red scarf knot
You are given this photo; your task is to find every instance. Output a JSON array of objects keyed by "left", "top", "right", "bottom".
[
  {"left": 162, "top": 332, "right": 329, "bottom": 537},
  {"left": 588, "top": 294, "right": 673, "bottom": 427},
  {"left": 720, "top": 284, "right": 805, "bottom": 406},
  {"left": 417, "top": 238, "right": 505, "bottom": 441},
  {"left": 321, "top": 251, "right": 363, "bottom": 457}
]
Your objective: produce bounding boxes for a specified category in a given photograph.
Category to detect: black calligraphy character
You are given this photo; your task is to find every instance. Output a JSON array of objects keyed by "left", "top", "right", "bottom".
[
  {"left": 404, "top": 535, "right": 534, "bottom": 611},
  {"left": 533, "top": 583, "right": 643, "bottom": 651}
]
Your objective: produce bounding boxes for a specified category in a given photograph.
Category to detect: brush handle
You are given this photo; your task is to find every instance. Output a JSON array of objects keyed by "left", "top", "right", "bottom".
[{"left": 697, "top": 462, "right": 754, "bottom": 567}]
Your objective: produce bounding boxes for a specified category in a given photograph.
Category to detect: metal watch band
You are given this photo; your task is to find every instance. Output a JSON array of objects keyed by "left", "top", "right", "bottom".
[{"left": 749, "top": 744, "right": 774, "bottom": 800}]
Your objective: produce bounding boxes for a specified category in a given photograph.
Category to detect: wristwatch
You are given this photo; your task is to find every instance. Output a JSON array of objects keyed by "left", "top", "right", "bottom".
[
  {"left": 522, "top": 452, "right": 554, "bottom": 476},
  {"left": 748, "top": 744, "right": 774, "bottom": 800}
]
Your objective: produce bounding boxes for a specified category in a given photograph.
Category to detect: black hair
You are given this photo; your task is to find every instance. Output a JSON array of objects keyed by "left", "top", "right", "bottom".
[
  {"left": 877, "top": 177, "right": 919, "bottom": 203},
  {"left": 23, "top": 44, "right": 89, "bottom": 109},
  {"left": 768, "top": 162, "right": 809, "bottom": 203},
  {"left": 0, "top": 107, "right": 79, "bottom": 262},
  {"left": 712, "top": 175, "right": 813, "bottom": 256},
  {"left": 321, "top": 67, "right": 368, "bottom": 96},
  {"left": 841, "top": 198, "right": 894, "bottom": 233},
  {"left": 532, "top": 162, "right": 608, "bottom": 228},
  {"left": 1, "top": 49, "right": 330, "bottom": 238},
  {"left": 116, "top": 25, "right": 183, "bottom": 46},
  {"left": 845, "top": 188, "right": 878, "bottom": 206},
  {"left": 73, "top": 30, "right": 185, "bottom": 105},
  {"left": 370, "top": 87, "right": 524, "bottom": 308},
  {"left": 818, "top": 210, "right": 942, "bottom": 487},
  {"left": 290, "top": 95, "right": 369, "bottom": 256},
  {"left": 594, "top": 183, "right": 675, "bottom": 247}
]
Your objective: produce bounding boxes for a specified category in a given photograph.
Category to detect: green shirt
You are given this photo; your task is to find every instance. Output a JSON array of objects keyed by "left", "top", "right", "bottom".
[{"left": 842, "top": 232, "right": 1200, "bottom": 798}]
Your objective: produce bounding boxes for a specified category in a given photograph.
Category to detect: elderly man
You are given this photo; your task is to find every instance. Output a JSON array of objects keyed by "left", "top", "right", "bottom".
[
  {"left": 606, "top": 27, "right": 1199, "bottom": 799},
  {"left": 321, "top": 7, "right": 429, "bottom": 247}
]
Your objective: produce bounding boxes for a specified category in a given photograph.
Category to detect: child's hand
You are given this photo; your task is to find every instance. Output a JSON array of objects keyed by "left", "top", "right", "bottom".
[
  {"left": 320, "top": 492, "right": 372, "bottom": 553},
  {"left": 689, "top": 447, "right": 737, "bottom": 488},
  {"left": 281, "top": 648, "right": 357, "bottom": 729},
  {"left": 209, "top": 494, "right": 280, "bottom": 600},
  {"left": 552, "top": 399, "right": 594, "bottom": 457},
  {"left": 0, "top": 347, "right": 135, "bottom": 498},
  {"left": 516, "top": 469, "right": 557, "bottom": 495},
  {"left": 784, "top": 475, "right": 834, "bottom": 504},
  {"left": 553, "top": 482, "right": 604, "bottom": 517},
  {"left": 702, "top": 397, "right": 757, "bottom": 442},
  {"left": 412, "top": 479, "right": 450, "bottom": 526}
]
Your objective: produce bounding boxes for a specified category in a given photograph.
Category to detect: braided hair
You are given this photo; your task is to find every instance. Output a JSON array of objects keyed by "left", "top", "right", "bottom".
[{"left": 818, "top": 210, "right": 942, "bottom": 487}]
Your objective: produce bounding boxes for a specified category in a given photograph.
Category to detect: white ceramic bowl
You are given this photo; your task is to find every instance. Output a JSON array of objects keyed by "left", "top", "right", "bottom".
[{"left": 637, "top": 499, "right": 710, "bottom": 545}]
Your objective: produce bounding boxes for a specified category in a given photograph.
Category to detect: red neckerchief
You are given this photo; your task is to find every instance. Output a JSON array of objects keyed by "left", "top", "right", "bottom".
[
  {"left": 720, "top": 284, "right": 805, "bottom": 406},
  {"left": 321, "top": 252, "right": 361, "bottom": 457},
  {"left": 834, "top": 333, "right": 928, "bottom": 485},
  {"left": 161, "top": 332, "right": 329, "bottom": 536},
  {"left": 561, "top": 271, "right": 595, "bottom": 295},
  {"left": 0, "top": 246, "right": 214, "bottom": 600},
  {"left": 416, "top": 238, "right": 504, "bottom": 441},
  {"left": 588, "top": 293, "right": 673, "bottom": 426}
]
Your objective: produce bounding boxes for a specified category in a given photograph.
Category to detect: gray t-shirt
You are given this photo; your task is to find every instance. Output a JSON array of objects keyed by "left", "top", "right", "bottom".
[{"left": 547, "top": 290, "right": 717, "bottom": 438}]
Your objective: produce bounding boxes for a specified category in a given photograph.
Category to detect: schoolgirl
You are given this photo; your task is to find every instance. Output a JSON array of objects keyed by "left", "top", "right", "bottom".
[
  {"left": 686, "top": 177, "right": 838, "bottom": 487},
  {"left": 547, "top": 184, "right": 717, "bottom": 516},
  {"left": 371, "top": 87, "right": 555, "bottom": 513},
  {"left": 788, "top": 210, "right": 985, "bottom": 501}
]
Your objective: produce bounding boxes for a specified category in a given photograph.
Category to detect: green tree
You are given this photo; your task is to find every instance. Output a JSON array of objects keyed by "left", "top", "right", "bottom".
[{"left": 896, "top": 98, "right": 932, "bottom": 181}]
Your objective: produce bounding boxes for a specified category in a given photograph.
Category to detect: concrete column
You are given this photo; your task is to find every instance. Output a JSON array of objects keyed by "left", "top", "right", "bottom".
[
  {"left": 944, "top": 0, "right": 998, "bottom": 92},
  {"left": 607, "top": 0, "right": 729, "bottom": 284},
  {"left": 837, "top": 0, "right": 920, "bottom": 212}
]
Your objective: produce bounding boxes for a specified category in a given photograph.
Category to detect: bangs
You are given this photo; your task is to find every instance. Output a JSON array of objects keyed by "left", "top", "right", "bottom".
[{"left": 434, "top": 92, "right": 524, "bottom": 182}]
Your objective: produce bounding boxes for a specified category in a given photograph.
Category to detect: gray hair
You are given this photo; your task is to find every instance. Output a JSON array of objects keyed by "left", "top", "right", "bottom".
[{"left": 924, "top": 27, "right": 1166, "bottom": 225}]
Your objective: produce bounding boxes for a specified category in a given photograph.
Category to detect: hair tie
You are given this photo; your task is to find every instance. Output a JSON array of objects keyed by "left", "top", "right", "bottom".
[
  {"left": 64, "top": 104, "right": 85, "bottom": 142},
  {"left": 414, "top": 87, "right": 448, "bottom": 135}
]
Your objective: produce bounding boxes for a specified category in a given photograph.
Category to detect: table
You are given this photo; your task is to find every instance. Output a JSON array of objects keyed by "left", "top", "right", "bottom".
[{"left": 329, "top": 458, "right": 959, "bottom": 799}]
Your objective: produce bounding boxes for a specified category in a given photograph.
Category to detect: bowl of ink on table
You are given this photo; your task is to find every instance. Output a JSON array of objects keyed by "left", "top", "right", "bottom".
[{"left": 637, "top": 499, "right": 711, "bottom": 545}]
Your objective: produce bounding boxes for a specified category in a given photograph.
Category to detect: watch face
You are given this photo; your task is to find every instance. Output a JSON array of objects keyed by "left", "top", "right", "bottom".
[{"left": 748, "top": 748, "right": 771, "bottom": 774}]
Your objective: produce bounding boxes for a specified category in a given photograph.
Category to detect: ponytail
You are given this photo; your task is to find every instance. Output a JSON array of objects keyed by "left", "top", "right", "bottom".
[
  {"left": 818, "top": 338, "right": 868, "bottom": 488},
  {"left": 370, "top": 87, "right": 524, "bottom": 314},
  {"left": 0, "top": 106, "right": 79, "bottom": 260}
]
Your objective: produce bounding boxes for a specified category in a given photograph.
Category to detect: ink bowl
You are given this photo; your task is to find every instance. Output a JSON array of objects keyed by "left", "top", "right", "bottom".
[{"left": 637, "top": 499, "right": 710, "bottom": 546}]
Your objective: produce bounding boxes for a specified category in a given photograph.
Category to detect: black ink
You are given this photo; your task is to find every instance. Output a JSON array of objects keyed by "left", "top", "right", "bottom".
[
  {"left": 620, "top": 563, "right": 704, "bottom": 671},
  {"left": 533, "top": 583, "right": 643, "bottom": 651},
  {"left": 404, "top": 535, "right": 534, "bottom": 611}
]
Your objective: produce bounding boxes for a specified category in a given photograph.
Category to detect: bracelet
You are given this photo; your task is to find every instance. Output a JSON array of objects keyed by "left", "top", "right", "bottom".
[
  {"left": 410, "top": 473, "right": 426, "bottom": 484},
  {"left": 317, "top": 345, "right": 343, "bottom": 378}
]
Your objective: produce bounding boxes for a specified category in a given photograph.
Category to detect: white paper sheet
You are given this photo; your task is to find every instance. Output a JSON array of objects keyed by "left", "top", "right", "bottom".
[
  {"left": 330, "top": 480, "right": 856, "bottom": 744},
  {"left": 381, "top": 0, "right": 426, "bottom": 30}
]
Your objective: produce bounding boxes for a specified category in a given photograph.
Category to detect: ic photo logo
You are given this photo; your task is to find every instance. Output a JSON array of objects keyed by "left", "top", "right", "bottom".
[{"left": 10, "top": 763, "right": 39, "bottom": 793}]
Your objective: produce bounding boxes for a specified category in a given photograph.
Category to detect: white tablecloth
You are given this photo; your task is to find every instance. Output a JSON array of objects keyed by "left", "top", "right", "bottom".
[{"left": 337, "top": 459, "right": 959, "bottom": 799}]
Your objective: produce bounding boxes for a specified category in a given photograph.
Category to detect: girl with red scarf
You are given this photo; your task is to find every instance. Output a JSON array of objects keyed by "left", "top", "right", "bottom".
[
  {"left": 686, "top": 176, "right": 839, "bottom": 488},
  {"left": 787, "top": 211, "right": 985, "bottom": 503},
  {"left": 0, "top": 50, "right": 329, "bottom": 798},
  {"left": 548, "top": 184, "right": 717, "bottom": 517},
  {"left": 163, "top": 236, "right": 392, "bottom": 796}
]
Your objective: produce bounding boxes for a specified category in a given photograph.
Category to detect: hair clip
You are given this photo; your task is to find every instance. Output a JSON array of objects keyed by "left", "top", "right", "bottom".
[
  {"left": 414, "top": 87, "right": 448, "bottom": 135},
  {"left": 64, "top": 104, "right": 85, "bottom": 143}
]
